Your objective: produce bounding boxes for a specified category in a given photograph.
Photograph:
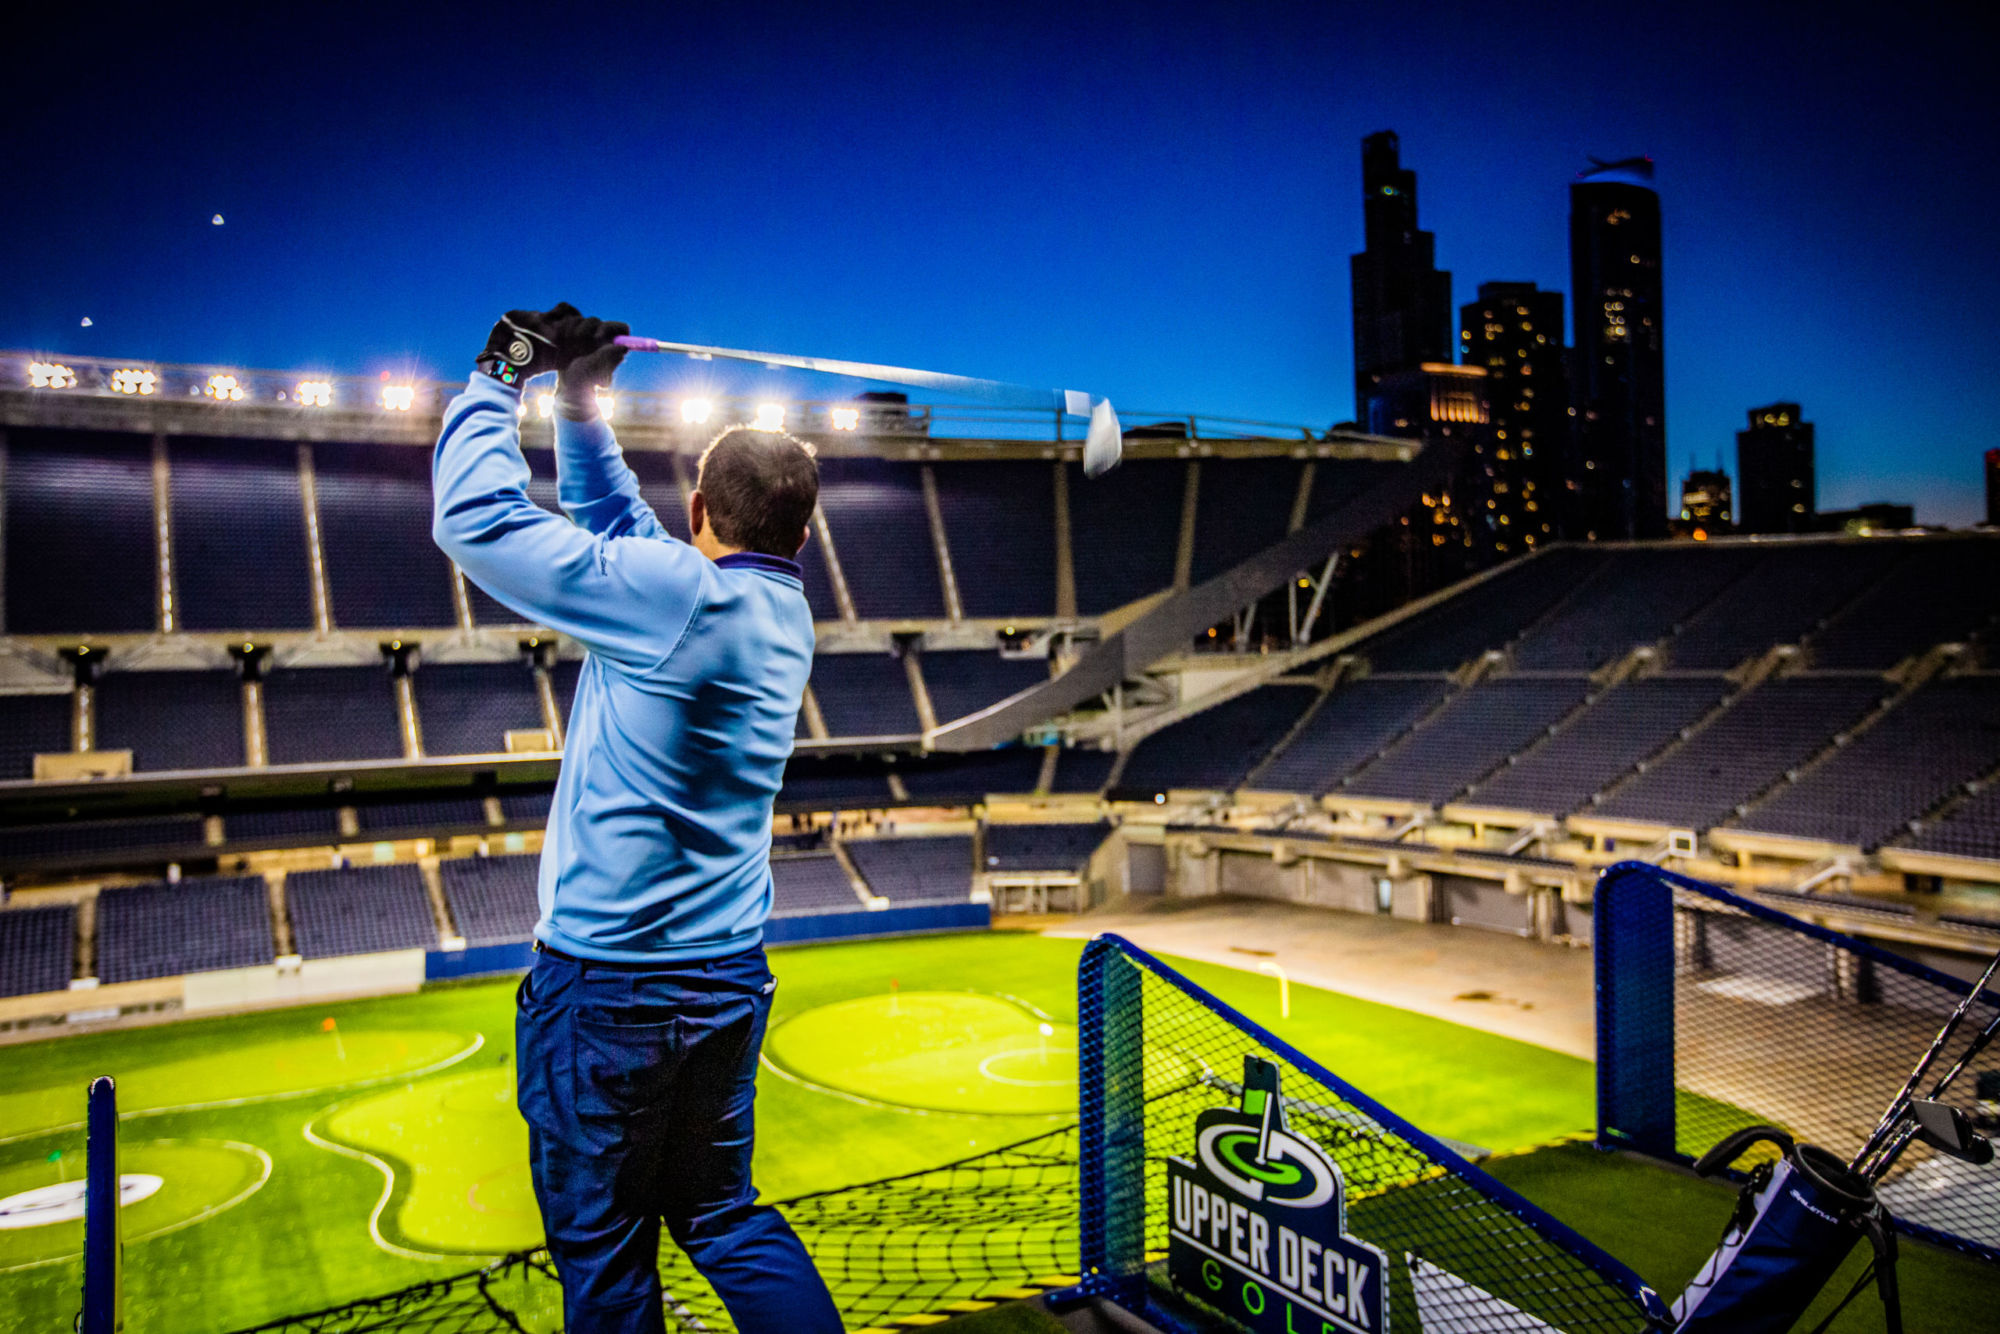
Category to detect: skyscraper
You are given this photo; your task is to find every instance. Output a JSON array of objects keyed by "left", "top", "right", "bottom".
[
  {"left": 1677, "top": 467, "right": 1733, "bottom": 535},
  {"left": 1568, "top": 157, "right": 1667, "bottom": 540},
  {"left": 1351, "top": 132, "right": 1452, "bottom": 420},
  {"left": 1364, "top": 362, "right": 1491, "bottom": 580},
  {"left": 1460, "top": 281, "right": 1566, "bottom": 554},
  {"left": 1987, "top": 449, "right": 1999, "bottom": 528},
  {"left": 1737, "top": 403, "right": 1816, "bottom": 534}
]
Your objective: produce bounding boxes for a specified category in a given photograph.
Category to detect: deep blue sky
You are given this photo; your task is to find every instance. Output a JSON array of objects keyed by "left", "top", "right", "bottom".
[{"left": 5, "top": 3, "right": 1993, "bottom": 524}]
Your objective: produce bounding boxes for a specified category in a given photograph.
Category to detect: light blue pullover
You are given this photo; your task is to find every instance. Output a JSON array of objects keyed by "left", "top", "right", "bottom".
[{"left": 432, "top": 373, "right": 814, "bottom": 961}]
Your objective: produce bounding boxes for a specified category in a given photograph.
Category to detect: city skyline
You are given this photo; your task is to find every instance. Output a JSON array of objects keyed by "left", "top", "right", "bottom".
[{"left": 4, "top": 4, "right": 1992, "bottom": 525}]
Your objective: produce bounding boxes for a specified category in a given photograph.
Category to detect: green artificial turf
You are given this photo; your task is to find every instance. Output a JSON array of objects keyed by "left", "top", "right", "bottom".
[
  {"left": 0, "top": 930, "right": 1675, "bottom": 1331},
  {"left": 1488, "top": 1142, "right": 2000, "bottom": 1333}
]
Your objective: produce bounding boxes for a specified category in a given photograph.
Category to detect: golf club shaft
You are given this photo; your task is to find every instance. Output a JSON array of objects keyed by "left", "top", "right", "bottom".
[
  {"left": 613, "top": 335, "right": 1094, "bottom": 414},
  {"left": 1849, "top": 943, "right": 2000, "bottom": 1172},
  {"left": 1864, "top": 1000, "right": 2000, "bottom": 1180}
]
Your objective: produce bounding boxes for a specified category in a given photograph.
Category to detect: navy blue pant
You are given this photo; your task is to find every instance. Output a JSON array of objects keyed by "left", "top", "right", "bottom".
[{"left": 515, "top": 944, "right": 840, "bottom": 1334}]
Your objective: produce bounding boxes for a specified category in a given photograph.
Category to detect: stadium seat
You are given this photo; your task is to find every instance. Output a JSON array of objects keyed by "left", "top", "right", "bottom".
[
  {"left": 1252, "top": 676, "right": 1452, "bottom": 795},
  {"left": 1065, "top": 459, "right": 1185, "bottom": 614},
  {"left": 771, "top": 854, "right": 865, "bottom": 915},
  {"left": 810, "top": 653, "right": 922, "bottom": 736},
  {"left": 311, "top": 441, "right": 460, "bottom": 628},
  {"left": 984, "top": 822, "right": 1108, "bottom": 872},
  {"left": 0, "top": 903, "right": 76, "bottom": 998},
  {"left": 931, "top": 461, "right": 1057, "bottom": 617},
  {"left": 94, "top": 669, "right": 246, "bottom": 771},
  {"left": 843, "top": 836, "right": 975, "bottom": 904},
  {"left": 168, "top": 436, "right": 317, "bottom": 631},
  {"left": 919, "top": 651, "right": 1050, "bottom": 722},
  {"left": 286, "top": 863, "right": 439, "bottom": 958},
  {"left": 816, "top": 459, "right": 946, "bottom": 619},
  {"left": 439, "top": 853, "right": 540, "bottom": 946},
  {"left": 412, "top": 660, "right": 545, "bottom": 756},
  {"left": 95, "top": 876, "right": 274, "bottom": 983},
  {"left": 262, "top": 666, "right": 403, "bottom": 765},
  {"left": 2, "top": 427, "right": 156, "bottom": 634},
  {"left": 1341, "top": 677, "right": 1589, "bottom": 805},
  {"left": 1118, "top": 684, "right": 1323, "bottom": 794},
  {"left": 0, "top": 692, "right": 73, "bottom": 781},
  {"left": 1466, "top": 676, "right": 1728, "bottom": 815}
]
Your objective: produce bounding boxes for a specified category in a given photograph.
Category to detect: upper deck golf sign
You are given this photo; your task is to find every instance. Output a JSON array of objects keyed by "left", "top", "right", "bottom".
[{"left": 1168, "top": 1057, "right": 1388, "bottom": 1333}]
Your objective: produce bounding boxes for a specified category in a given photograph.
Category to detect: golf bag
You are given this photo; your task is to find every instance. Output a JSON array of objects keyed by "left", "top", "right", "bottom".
[{"left": 1672, "top": 1127, "right": 1899, "bottom": 1334}]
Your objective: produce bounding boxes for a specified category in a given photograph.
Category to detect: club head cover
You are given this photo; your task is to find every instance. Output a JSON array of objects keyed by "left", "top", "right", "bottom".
[{"left": 1083, "top": 399, "right": 1122, "bottom": 479}]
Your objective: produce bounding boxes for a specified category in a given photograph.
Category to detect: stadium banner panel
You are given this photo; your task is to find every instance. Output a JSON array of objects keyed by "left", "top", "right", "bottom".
[
  {"left": 1595, "top": 860, "right": 2000, "bottom": 1262},
  {"left": 1065, "top": 933, "right": 1671, "bottom": 1331}
]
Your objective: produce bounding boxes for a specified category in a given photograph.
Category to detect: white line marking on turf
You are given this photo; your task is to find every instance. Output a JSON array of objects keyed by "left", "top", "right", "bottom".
[
  {"left": 977, "top": 1048, "right": 1078, "bottom": 1087},
  {"left": 301, "top": 1104, "right": 484, "bottom": 1264},
  {"left": 0, "top": 1033, "right": 486, "bottom": 1148},
  {"left": 0, "top": 1139, "right": 273, "bottom": 1273}
]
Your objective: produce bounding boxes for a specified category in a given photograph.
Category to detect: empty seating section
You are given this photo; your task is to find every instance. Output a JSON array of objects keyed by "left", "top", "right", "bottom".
[
  {"left": 1467, "top": 677, "right": 1727, "bottom": 814},
  {"left": 622, "top": 452, "right": 693, "bottom": 541},
  {"left": 96, "top": 876, "right": 273, "bottom": 982},
  {"left": 3, "top": 429, "right": 155, "bottom": 632},
  {"left": 1509, "top": 548, "right": 1755, "bottom": 670},
  {"left": 499, "top": 790, "right": 554, "bottom": 825},
  {"left": 1592, "top": 676, "right": 1888, "bottom": 830},
  {"left": 0, "top": 692, "right": 71, "bottom": 779},
  {"left": 1253, "top": 677, "right": 1451, "bottom": 795},
  {"left": 0, "top": 904, "right": 75, "bottom": 997},
  {"left": 440, "top": 854, "right": 541, "bottom": 945},
  {"left": 551, "top": 659, "right": 582, "bottom": 720},
  {"left": 1669, "top": 545, "right": 1899, "bottom": 669},
  {"left": 817, "top": 459, "right": 944, "bottom": 618},
  {"left": 1066, "top": 460, "right": 1184, "bottom": 614},
  {"left": 778, "top": 757, "right": 892, "bottom": 809},
  {"left": 920, "top": 651, "right": 1049, "bottom": 721},
  {"left": 169, "top": 436, "right": 315, "bottom": 630},
  {"left": 311, "top": 442, "right": 459, "bottom": 628},
  {"left": 1736, "top": 676, "right": 2000, "bottom": 849},
  {"left": 263, "top": 666, "right": 403, "bottom": 764},
  {"left": 795, "top": 532, "right": 843, "bottom": 621},
  {"left": 1904, "top": 786, "right": 2000, "bottom": 863},
  {"left": 810, "top": 654, "right": 920, "bottom": 735},
  {"left": 1303, "top": 459, "right": 1408, "bottom": 523},
  {"left": 95, "top": 670, "right": 244, "bottom": 770},
  {"left": 0, "top": 815, "right": 206, "bottom": 869},
  {"left": 1191, "top": 458, "right": 1301, "bottom": 585},
  {"left": 899, "top": 747, "right": 1048, "bottom": 802},
  {"left": 1119, "top": 685, "right": 1321, "bottom": 794},
  {"left": 1343, "top": 678, "right": 1588, "bottom": 805},
  {"left": 414, "top": 662, "right": 544, "bottom": 756},
  {"left": 222, "top": 805, "right": 342, "bottom": 845},
  {"left": 465, "top": 447, "right": 561, "bottom": 627},
  {"left": 985, "top": 822, "right": 1108, "bottom": 871},
  {"left": 845, "top": 836, "right": 974, "bottom": 903},
  {"left": 1050, "top": 747, "right": 1116, "bottom": 794},
  {"left": 286, "top": 863, "right": 438, "bottom": 958},
  {"left": 1810, "top": 540, "right": 2000, "bottom": 669},
  {"left": 770, "top": 855, "right": 861, "bottom": 915},
  {"left": 932, "top": 462, "right": 1055, "bottom": 616},
  {"left": 357, "top": 797, "right": 490, "bottom": 836},
  {"left": 1362, "top": 548, "right": 1604, "bottom": 671}
]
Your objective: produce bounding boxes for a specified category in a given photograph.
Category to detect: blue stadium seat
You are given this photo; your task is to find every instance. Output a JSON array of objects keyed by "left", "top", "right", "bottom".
[
  {"left": 920, "top": 651, "right": 1050, "bottom": 722},
  {"left": 1903, "top": 784, "right": 2000, "bottom": 863},
  {"left": 1508, "top": 547, "right": 1757, "bottom": 671},
  {"left": 932, "top": 461, "right": 1056, "bottom": 617},
  {"left": 1809, "top": 540, "right": 2000, "bottom": 670},
  {"left": 95, "top": 669, "right": 245, "bottom": 771},
  {"left": 169, "top": 436, "right": 316, "bottom": 630},
  {"left": 1252, "top": 677, "right": 1452, "bottom": 795},
  {"left": 1066, "top": 459, "right": 1184, "bottom": 614},
  {"left": 286, "top": 863, "right": 438, "bottom": 958},
  {"left": 413, "top": 660, "right": 545, "bottom": 756},
  {"left": 1342, "top": 677, "right": 1589, "bottom": 805},
  {"left": 440, "top": 854, "right": 541, "bottom": 946},
  {"left": 1119, "top": 684, "right": 1322, "bottom": 794},
  {"left": 771, "top": 855, "right": 863, "bottom": 915},
  {"left": 843, "top": 836, "right": 974, "bottom": 903},
  {"left": 262, "top": 666, "right": 403, "bottom": 764},
  {"left": 1049, "top": 747, "right": 1115, "bottom": 795},
  {"left": 1669, "top": 544, "right": 1901, "bottom": 670},
  {"left": 95, "top": 876, "right": 274, "bottom": 982},
  {"left": 1361, "top": 548, "right": 1606, "bottom": 672},
  {"left": 811, "top": 654, "right": 920, "bottom": 736},
  {"left": 817, "top": 459, "right": 945, "bottom": 619},
  {"left": 0, "top": 815, "right": 208, "bottom": 870},
  {"left": 0, "top": 904, "right": 76, "bottom": 998},
  {"left": 355, "top": 797, "right": 491, "bottom": 837},
  {"left": 0, "top": 692, "right": 73, "bottom": 781},
  {"left": 3, "top": 428, "right": 156, "bottom": 633},
  {"left": 1190, "top": 458, "right": 1303, "bottom": 585},
  {"left": 984, "top": 823, "right": 1108, "bottom": 872},
  {"left": 311, "top": 442, "right": 460, "bottom": 628},
  {"left": 1467, "top": 677, "right": 1728, "bottom": 815},
  {"left": 898, "top": 748, "right": 1048, "bottom": 803}
]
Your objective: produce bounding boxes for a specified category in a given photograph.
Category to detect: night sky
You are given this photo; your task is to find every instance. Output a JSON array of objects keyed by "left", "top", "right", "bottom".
[{"left": 5, "top": 3, "right": 1993, "bottom": 524}]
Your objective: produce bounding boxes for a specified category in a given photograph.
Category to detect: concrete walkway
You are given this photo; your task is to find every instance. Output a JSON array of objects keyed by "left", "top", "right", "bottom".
[{"left": 1039, "top": 896, "right": 1597, "bottom": 1060}]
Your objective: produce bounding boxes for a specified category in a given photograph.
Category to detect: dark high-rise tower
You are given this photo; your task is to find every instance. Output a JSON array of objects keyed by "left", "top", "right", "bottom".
[
  {"left": 1986, "top": 449, "right": 1999, "bottom": 528},
  {"left": 1568, "top": 157, "right": 1667, "bottom": 540},
  {"left": 1677, "top": 467, "right": 1733, "bottom": 534},
  {"left": 1351, "top": 132, "right": 1452, "bottom": 419},
  {"left": 1460, "top": 281, "right": 1567, "bottom": 555},
  {"left": 1736, "top": 403, "right": 1816, "bottom": 534}
]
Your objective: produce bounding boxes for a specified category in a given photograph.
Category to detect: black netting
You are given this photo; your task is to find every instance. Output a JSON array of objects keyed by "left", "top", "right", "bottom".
[
  {"left": 1668, "top": 889, "right": 2000, "bottom": 1256},
  {"left": 1079, "top": 938, "right": 1667, "bottom": 1332}
]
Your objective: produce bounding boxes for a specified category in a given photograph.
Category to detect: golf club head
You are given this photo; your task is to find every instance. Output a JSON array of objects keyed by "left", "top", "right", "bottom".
[
  {"left": 1910, "top": 1099, "right": 1995, "bottom": 1165},
  {"left": 1083, "top": 399, "right": 1122, "bottom": 479}
]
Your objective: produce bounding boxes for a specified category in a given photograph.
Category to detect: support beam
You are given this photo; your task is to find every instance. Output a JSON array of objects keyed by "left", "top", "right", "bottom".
[
  {"left": 296, "top": 445, "right": 334, "bottom": 636},
  {"left": 1053, "top": 461, "right": 1077, "bottom": 620},
  {"left": 920, "top": 465, "right": 964, "bottom": 622},
  {"left": 814, "top": 507, "right": 859, "bottom": 623},
  {"left": 0, "top": 426, "right": 9, "bottom": 634},
  {"left": 73, "top": 682, "right": 94, "bottom": 752},
  {"left": 1173, "top": 460, "right": 1200, "bottom": 592},
  {"left": 1289, "top": 460, "right": 1316, "bottom": 535},
  {"left": 906, "top": 649, "right": 939, "bottom": 733},
  {"left": 394, "top": 673, "right": 423, "bottom": 759},
  {"left": 800, "top": 682, "right": 831, "bottom": 740},
  {"left": 241, "top": 679, "right": 268, "bottom": 767},
  {"left": 152, "top": 433, "right": 178, "bottom": 633},
  {"left": 1298, "top": 552, "right": 1339, "bottom": 644},
  {"left": 532, "top": 664, "right": 565, "bottom": 746},
  {"left": 449, "top": 565, "right": 475, "bottom": 633}
]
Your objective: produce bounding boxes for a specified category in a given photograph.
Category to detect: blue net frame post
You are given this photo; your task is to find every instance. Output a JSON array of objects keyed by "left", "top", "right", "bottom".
[
  {"left": 82, "top": 1075, "right": 122, "bottom": 1334},
  {"left": 1595, "top": 862, "right": 1678, "bottom": 1158},
  {"left": 1073, "top": 936, "right": 1149, "bottom": 1306}
]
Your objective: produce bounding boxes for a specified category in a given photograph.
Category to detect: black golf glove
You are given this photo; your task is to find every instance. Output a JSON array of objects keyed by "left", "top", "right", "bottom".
[
  {"left": 553, "top": 316, "right": 630, "bottom": 421},
  {"left": 475, "top": 302, "right": 580, "bottom": 388}
]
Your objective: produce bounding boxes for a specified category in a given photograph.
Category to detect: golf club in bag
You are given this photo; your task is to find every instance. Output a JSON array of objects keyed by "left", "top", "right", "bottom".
[{"left": 1673, "top": 941, "right": 2000, "bottom": 1333}]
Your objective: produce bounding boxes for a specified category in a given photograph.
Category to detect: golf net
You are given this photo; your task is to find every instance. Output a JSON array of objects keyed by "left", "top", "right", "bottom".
[
  {"left": 1596, "top": 861, "right": 2000, "bottom": 1262},
  {"left": 239, "top": 933, "right": 1670, "bottom": 1333}
]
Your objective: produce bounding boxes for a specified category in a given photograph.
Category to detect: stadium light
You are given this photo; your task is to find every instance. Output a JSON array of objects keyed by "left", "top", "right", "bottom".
[
  {"left": 830, "top": 407, "right": 860, "bottom": 432},
  {"left": 296, "top": 380, "right": 333, "bottom": 408},
  {"left": 680, "top": 397, "right": 713, "bottom": 424},
  {"left": 595, "top": 390, "right": 616, "bottom": 421},
  {"left": 753, "top": 403, "right": 786, "bottom": 432},
  {"left": 29, "top": 361, "right": 76, "bottom": 389},
  {"left": 205, "top": 374, "right": 245, "bottom": 402},
  {"left": 110, "top": 368, "right": 156, "bottom": 396},
  {"left": 380, "top": 384, "right": 415, "bottom": 412},
  {"left": 535, "top": 393, "right": 555, "bottom": 419}
]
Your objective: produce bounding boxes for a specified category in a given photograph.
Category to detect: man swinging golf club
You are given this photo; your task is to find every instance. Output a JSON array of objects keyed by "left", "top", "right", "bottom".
[{"left": 433, "top": 303, "right": 840, "bottom": 1333}]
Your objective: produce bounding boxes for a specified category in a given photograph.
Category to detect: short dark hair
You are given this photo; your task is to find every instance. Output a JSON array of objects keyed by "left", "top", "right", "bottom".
[{"left": 695, "top": 427, "right": 820, "bottom": 558}]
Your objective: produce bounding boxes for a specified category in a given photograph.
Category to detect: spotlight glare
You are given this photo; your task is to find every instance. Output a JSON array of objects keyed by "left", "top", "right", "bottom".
[
  {"left": 535, "top": 392, "right": 554, "bottom": 419},
  {"left": 28, "top": 361, "right": 76, "bottom": 389},
  {"left": 380, "top": 384, "right": 415, "bottom": 412},
  {"left": 296, "top": 379, "right": 333, "bottom": 408},
  {"left": 110, "top": 368, "right": 157, "bottom": 396},
  {"left": 594, "top": 390, "right": 616, "bottom": 421},
  {"left": 829, "top": 406, "right": 860, "bottom": 431},
  {"left": 680, "top": 397, "right": 713, "bottom": 424},
  {"left": 204, "top": 373, "right": 245, "bottom": 402},
  {"left": 752, "top": 403, "right": 786, "bottom": 432}
]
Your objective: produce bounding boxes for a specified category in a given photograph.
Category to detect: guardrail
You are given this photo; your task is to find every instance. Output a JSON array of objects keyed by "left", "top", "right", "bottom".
[{"left": 1, "top": 349, "right": 1355, "bottom": 445}]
